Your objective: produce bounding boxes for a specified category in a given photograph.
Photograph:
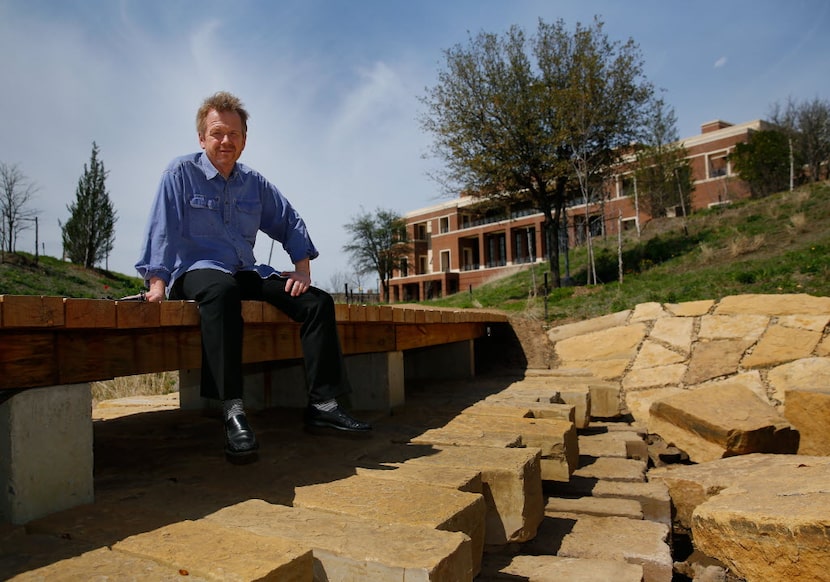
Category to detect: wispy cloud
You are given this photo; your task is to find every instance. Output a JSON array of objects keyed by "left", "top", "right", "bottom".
[{"left": 714, "top": 56, "right": 728, "bottom": 68}]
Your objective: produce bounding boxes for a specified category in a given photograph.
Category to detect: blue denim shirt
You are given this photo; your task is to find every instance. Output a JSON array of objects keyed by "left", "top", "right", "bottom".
[{"left": 135, "top": 152, "right": 319, "bottom": 292}]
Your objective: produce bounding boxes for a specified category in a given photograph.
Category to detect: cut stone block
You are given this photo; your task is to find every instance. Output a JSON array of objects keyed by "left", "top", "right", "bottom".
[
  {"left": 689, "top": 458, "right": 830, "bottom": 582},
  {"left": 479, "top": 554, "right": 644, "bottom": 582},
  {"left": 293, "top": 474, "right": 486, "bottom": 575},
  {"left": 648, "top": 384, "right": 800, "bottom": 463},
  {"left": 356, "top": 463, "right": 483, "bottom": 494},
  {"left": 649, "top": 454, "right": 830, "bottom": 531},
  {"left": 572, "top": 457, "right": 647, "bottom": 483},
  {"left": 784, "top": 387, "right": 830, "bottom": 455},
  {"left": 208, "top": 500, "right": 474, "bottom": 582},
  {"left": 587, "top": 382, "right": 622, "bottom": 418},
  {"left": 409, "top": 428, "right": 523, "bottom": 448},
  {"left": 741, "top": 324, "right": 822, "bottom": 369},
  {"left": 397, "top": 444, "right": 544, "bottom": 546},
  {"left": 546, "top": 310, "right": 632, "bottom": 343},
  {"left": 441, "top": 414, "right": 578, "bottom": 477},
  {"left": 624, "top": 388, "right": 684, "bottom": 426},
  {"left": 578, "top": 431, "right": 645, "bottom": 459},
  {"left": 525, "top": 514, "right": 671, "bottom": 582},
  {"left": 473, "top": 399, "right": 575, "bottom": 423},
  {"left": 113, "top": 519, "right": 313, "bottom": 581},
  {"left": 546, "top": 479, "right": 671, "bottom": 525},
  {"left": 544, "top": 496, "right": 643, "bottom": 520},
  {"left": 8, "top": 546, "right": 216, "bottom": 581},
  {"left": 768, "top": 356, "right": 830, "bottom": 404}
]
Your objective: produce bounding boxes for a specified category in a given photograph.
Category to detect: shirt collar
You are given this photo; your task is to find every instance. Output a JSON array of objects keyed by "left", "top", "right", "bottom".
[{"left": 198, "top": 152, "right": 239, "bottom": 181}]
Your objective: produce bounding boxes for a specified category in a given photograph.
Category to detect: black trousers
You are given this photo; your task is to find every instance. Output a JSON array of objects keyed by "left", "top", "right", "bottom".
[{"left": 171, "top": 269, "right": 350, "bottom": 404}]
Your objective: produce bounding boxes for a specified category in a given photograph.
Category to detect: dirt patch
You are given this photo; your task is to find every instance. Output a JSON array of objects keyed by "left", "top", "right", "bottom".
[{"left": 506, "top": 313, "right": 555, "bottom": 369}]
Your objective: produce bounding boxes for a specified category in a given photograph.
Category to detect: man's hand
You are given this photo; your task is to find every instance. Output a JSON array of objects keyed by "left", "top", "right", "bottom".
[
  {"left": 282, "top": 270, "right": 311, "bottom": 296},
  {"left": 145, "top": 277, "right": 166, "bottom": 302},
  {"left": 283, "top": 258, "right": 312, "bottom": 296}
]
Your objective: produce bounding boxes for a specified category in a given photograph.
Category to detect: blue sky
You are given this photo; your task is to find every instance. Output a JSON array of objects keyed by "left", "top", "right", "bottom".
[{"left": 1, "top": 0, "right": 828, "bottom": 290}]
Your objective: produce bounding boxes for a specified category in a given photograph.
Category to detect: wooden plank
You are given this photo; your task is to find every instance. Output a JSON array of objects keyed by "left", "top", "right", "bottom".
[
  {"left": 0, "top": 295, "right": 65, "bottom": 328},
  {"left": 64, "top": 298, "right": 116, "bottom": 328},
  {"left": 116, "top": 301, "right": 160, "bottom": 328},
  {"left": 0, "top": 332, "right": 58, "bottom": 389},
  {"left": 338, "top": 323, "right": 396, "bottom": 355},
  {"left": 242, "top": 324, "right": 303, "bottom": 362},
  {"left": 395, "top": 322, "right": 486, "bottom": 351},
  {"left": 334, "top": 304, "right": 350, "bottom": 321},
  {"left": 241, "top": 301, "right": 264, "bottom": 323},
  {"left": 160, "top": 301, "right": 200, "bottom": 327}
]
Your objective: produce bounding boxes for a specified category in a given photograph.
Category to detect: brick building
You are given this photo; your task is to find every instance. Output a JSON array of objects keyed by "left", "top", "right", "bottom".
[{"left": 387, "top": 119, "right": 773, "bottom": 303}]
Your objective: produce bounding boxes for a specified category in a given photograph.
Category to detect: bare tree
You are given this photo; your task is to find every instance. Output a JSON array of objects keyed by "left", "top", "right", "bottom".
[
  {"left": 0, "top": 162, "right": 39, "bottom": 254},
  {"left": 769, "top": 97, "right": 830, "bottom": 184}
]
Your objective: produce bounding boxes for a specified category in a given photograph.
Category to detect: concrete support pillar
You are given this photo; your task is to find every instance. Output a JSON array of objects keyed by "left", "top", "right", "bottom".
[
  {"left": 405, "top": 339, "right": 475, "bottom": 383},
  {"left": 343, "top": 351, "right": 405, "bottom": 412},
  {"left": 0, "top": 384, "right": 94, "bottom": 524}
]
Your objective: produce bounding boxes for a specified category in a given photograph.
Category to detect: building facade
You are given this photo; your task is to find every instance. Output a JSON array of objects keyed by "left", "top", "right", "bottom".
[{"left": 387, "top": 119, "right": 772, "bottom": 303}]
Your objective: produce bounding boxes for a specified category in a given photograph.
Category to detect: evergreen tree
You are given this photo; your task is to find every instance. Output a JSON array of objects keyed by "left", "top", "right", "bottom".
[
  {"left": 61, "top": 142, "right": 117, "bottom": 268},
  {"left": 730, "top": 130, "right": 793, "bottom": 198}
]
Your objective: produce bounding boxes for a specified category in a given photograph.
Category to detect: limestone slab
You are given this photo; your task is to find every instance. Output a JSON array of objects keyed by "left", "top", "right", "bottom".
[
  {"left": 714, "top": 293, "right": 830, "bottom": 315},
  {"left": 648, "top": 383, "right": 799, "bottom": 463},
  {"left": 398, "top": 444, "right": 544, "bottom": 545},
  {"left": 591, "top": 480, "right": 672, "bottom": 525},
  {"left": 546, "top": 310, "right": 631, "bottom": 343},
  {"left": 624, "top": 387, "right": 684, "bottom": 426},
  {"left": 648, "top": 454, "right": 830, "bottom": 530},
  {"left": 525, "top": 514, "right": 671, "bottom": 582},
  {"left": 649, "top": 316, "right": 695, "bottom": 353},
  {"left": 688, "top": 456, "right": 830, "bottom": 582},
  {"left": 767, "top": 356, "right": 830, "bottom": 403},
  {"left": 410, "top": 427, "right": 523, "bottom": 449},
  {"left": 697, "top": 314, "right": 769, "bottom": 340},
  {"left": 784, "top": 387, "right": 830, "bottom": 455},
  {"left": 554, "top": 323, "right": 647, "bottom": 363},
  {"left": 544, "top": 496, "right": 643, "bottom": 519},
  {"left": 621, "top": 364, "right": 686, "bottom": 390},
  {"left": 572, "top": 457, "right": 647, "bottom": 483},
  {"left": 293, "top": 474, "right": 486, "bottom": 574},
  {"left": 683, "top": 339, "right": 753, "bottom": 384},
  {"left": 664, "top": 299, "right": 714, "bottom": 316},
  {"left": 587, "top": 382, "right": 622, "bottom": 418},
  {"left": 113, "top": 519, "right": 313, "bottom": 582},
  {"left": 207, "top": 500, "right": 474, "bottom": 582},
  {"left": 563, "top": 358, "right": 631, "bottom": 380},
  {"left": 630, "top": 302, "right": 668, "bottom": 322},
  {"left": 479, "top": 554, "right": 644, "bottom": 582},
  {"left": 478, "top": 397, "right": 575, "bottom": 423},
  {"left": 578, "top": 431, "right": 645, "bottom": 459},
  {"left": 9, "top": 546, "right": 214, "bottom": 581},
  {"left": 442, "top": 414, "right": 578, "bottom": 472},
  {"left": 741, "top": 324, "right": 822, "bottom": 368},
  {"left": 356, "top": 463, "right": 483, "bottom": 494},
  {"left": 631, "top": 341, "right": 686, "bottom": 369}
]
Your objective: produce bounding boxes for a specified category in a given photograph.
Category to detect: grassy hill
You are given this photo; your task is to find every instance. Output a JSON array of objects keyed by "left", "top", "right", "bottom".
[
  {"left": 0, "top": 252, "right": 144, "bottom": 299},
  {"left": 420, "top": 181, "right": 830, "bottom": 324}
]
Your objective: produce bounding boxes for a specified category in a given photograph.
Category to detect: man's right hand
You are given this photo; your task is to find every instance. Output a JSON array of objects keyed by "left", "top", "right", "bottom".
[{"left": 145, "top": 277, "right": 166, "bottom": 302}]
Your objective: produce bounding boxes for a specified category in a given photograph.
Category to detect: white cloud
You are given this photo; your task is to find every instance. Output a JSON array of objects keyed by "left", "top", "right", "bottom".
[{"left": 714, "top": 56, "right": 728, "bottom": 68}]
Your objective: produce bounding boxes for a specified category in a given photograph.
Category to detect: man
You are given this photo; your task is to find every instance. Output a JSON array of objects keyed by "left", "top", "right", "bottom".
[{"left": 136, "top": 91, "right": 371, "bottom": 459}]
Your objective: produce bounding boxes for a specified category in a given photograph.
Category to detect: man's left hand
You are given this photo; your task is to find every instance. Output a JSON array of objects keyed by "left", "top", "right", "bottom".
[{"left": 283, "top": 271, "right": 311, "bottom": 296}]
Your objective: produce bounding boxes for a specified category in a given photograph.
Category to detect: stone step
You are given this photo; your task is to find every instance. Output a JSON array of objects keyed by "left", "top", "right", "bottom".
[
  {"left": 524, "top": 513, "right": 672, "bottom": 582},
  {"left": 113, "top": 519, "right": 313, "bottom": 581},
  {"left": 547, "top": 478, "right": 671, "bottom": 526},
  {"left": 572, "top": 456, "right": 648, "bottom": 483},
  {"left": 440, "top": 413, "right": 579, "bottom": 481},
  {"left": 359, "top": 444, "right": 544, "bottom": 546},
  {"left": 478, "top": 554, "right": 644, "bottom": 582},
  {"left": 578, "top": 430, "right": 649, "bottom": 460},
  {"left": 545, "top": 496, "right": 644, "bottom": 520},
  {"left": 292, "top": 474, "right": 486, "bottom": 575},
  {"left": 466, "top": 399, "right": 576, "bottom": 423},
  {"left": 356, "top": 463, "right": 483, "bottom": 494},
  {"left": 207, "top": 500, "right": 474, "bottom": 582},
  {"left": 410, "top": 427, "right": 524, "bottom": 448}
]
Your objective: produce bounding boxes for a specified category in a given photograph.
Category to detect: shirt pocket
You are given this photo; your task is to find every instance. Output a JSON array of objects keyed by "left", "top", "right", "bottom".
[
  {"left": 234, "top": 197, "right": 262, "bottom": 243},
  {"left": 187, "top": 194, "right": 222, "bottom": 237}
]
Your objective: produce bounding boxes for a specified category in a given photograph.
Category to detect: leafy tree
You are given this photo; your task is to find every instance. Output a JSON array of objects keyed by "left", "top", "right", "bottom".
[
  {"left": 419, "top": 17, "right": 652, "bottom": 287},
  {"left": 342, "top": 208, "right": 410, "bottom": 300},
  {"left": 769, "top": 97, "right": 830, "bottom": 184},
  {"left": 61, "top": 142, "right": 117, "bottom": 268},
  {"left": 0, "top": 162, "right": 38, "bottom": 254},
  {"left": 730, "top": 130, "right": 793, "bottom": 198},
  {"left": 634, "top": 97, "right": 694, "bottom": 217}
]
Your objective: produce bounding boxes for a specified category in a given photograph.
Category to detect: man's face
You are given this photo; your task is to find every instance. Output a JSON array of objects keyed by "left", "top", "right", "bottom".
[{"left": 199, "top": 109, "right": 247, "bottom": 177}]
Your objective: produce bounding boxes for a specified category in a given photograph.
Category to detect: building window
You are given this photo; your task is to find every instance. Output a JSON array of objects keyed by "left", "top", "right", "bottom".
[
  {"left": 414, "top": 223, "right": 427, "bottom": 241},
  {"left": 619, "top": 174, "right": 635, "bottom": 198},
  {"left": 418, "top": 255, "right": 428, "bottom": 275},
  {"left": 399, "top": 257, "right": 408, "bottom": 277},
  {"left": 440, "top": 250, "right": 451, "bottom": 272},
  {"left": 707, "top": 152, "right": 729, "bottom": 178},
  {"left": 439, "top": 216, "right": 450, "bottom": 234}
]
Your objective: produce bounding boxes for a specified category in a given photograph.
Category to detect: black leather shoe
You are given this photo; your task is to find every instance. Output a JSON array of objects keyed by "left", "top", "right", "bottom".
[
  {"left": 225, "top": 414, "right": 259, "bottom": 456},
  {"left": 304, "top": 405, "right": 372, "bottom": 432}
]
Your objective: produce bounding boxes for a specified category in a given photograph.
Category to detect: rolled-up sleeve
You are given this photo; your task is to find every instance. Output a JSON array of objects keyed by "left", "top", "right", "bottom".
[{"left": 258, "top": 179, "right": 319, "bottom": 264}]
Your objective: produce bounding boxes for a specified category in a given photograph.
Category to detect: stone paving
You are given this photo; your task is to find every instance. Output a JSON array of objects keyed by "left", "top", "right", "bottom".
[{"left": 1, "top": 293, "right": 829, "bottom": 581}]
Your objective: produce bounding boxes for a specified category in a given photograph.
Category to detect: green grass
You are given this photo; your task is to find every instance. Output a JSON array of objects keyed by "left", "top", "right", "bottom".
[
  {"left": 0, "top": 253, "right": 144, "bottom": 298},
  {"left": 418, "top": 182, "right": 830, "bottom": 324}
]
